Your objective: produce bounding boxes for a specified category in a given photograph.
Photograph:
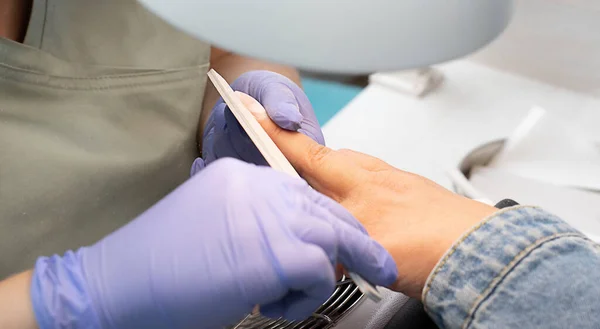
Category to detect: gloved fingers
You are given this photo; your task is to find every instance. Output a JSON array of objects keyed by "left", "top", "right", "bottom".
[
  {"left": 201, "top": 70, "right": 325, "bottom": 169},
  {"left": 288, "top": 216, "right": 337, "bottom": 265},
  {"left": 287, "top": 204, "right": 350, "bottom": 281},
  {"left": 201, "top": 101, "right": 220, "bottom": 142},
  {"left": 201, "top": 128, "right": 217, "bottom": 165},
  {"left": 299, "top": 122, "right": 326, "bottom": 147},
  {"left": 203, "top": 102, "right": 258, "bottom": 164},
  {"left": 212, "top": 113, "right": 244, "bottom": 160},
  {"left": 190, "top": 158, "right": 205, "bottom": 177},
  {"left": 268, "top": 243, "right": 336, "bottom": 320},
  {"left": 261, "top": 83, "right": 325, "bottom": 145},
  {"left": 259, "top": 301, "right": 285, "bottom": 320},
  {"left": 300, "top": 194, "right": 396, "bottom": 286},
  {"left": 281, "top": 83, "right": 326, "bottom": 146},
  {"left": 223, "top": 106, "right": 268, "bottom": 166},
  {"left": 201, "top": 103, "right": 228, "bottom": 163},
  {"left": 329, "top": 219, "right": 398, "bottom": 288},
  {"left": 235, "top": 70, "right": 324, "bottom": 144},
  {"left": 259, "top": 83, "right": 304, "bottom": 131},
  {"left": 260, "top": 291, "right": 322, "bottom": 321}
]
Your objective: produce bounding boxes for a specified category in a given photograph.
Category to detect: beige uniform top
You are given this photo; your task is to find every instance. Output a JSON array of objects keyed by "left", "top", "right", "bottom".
[{"left": 0, "top": 0, "right": 211, "bottom": 277}]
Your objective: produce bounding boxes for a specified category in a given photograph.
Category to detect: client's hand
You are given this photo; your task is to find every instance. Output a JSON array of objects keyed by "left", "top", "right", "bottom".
[{"left": 238, "top": 91, "right": 497, "bottom": 299}]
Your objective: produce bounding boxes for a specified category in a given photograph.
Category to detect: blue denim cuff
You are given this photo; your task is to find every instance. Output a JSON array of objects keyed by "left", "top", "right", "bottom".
[{"left": 422, "top": 206, "right": 583, "bottom": 329}]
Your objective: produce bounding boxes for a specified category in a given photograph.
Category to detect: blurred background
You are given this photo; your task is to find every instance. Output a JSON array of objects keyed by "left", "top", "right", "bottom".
[{"left": 301, "top": 0, "right": 600, "bottom": 125}]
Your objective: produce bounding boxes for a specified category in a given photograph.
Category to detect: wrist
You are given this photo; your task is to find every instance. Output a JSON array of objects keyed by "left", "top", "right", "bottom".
[
  {"left": 421, "top": 206, "right": 580, "bottom": 329},
  {"left": 434, "top": 196, "right": 498, "bottom": 255},
  {"left": 385, "top": 196, "right": 497, "bottom": 298},
  {"left": 30, "top": 249, "right": 103, "bottom": 329},
  {"left": 0, "top": 270, "right": 38, "bottom": 329}
]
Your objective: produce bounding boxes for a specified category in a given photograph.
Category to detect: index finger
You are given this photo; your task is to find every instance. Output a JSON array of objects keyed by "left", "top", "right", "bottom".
[{"left": 237, "top": 91, "right": 360, "bottom": 197}]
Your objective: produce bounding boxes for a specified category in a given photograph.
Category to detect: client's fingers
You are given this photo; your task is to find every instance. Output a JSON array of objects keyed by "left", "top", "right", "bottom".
[
  {"left": 237, "top": 91, "right": 331, "bottom": 173},
  {"left": 236, "top": 91, "right": 361, "bottom": 196}
]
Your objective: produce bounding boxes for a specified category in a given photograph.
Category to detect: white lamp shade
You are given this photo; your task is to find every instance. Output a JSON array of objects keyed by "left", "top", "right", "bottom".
[{"left": 139, "top": 0, "right": 514, "bottom": 74}]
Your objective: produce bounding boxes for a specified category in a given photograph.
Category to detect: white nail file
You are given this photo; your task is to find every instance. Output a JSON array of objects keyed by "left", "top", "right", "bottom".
[{"left": 207, "top": 69, "right": 382, "bottom": 303}]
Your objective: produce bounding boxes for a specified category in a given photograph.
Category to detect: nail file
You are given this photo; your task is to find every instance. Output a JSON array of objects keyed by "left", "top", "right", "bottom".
[
  {"left": 207, "top": 69, "right": 382, "bottom": 303},
  {"left": 207, "top": 69, "right": 298, "bottom": 176}
]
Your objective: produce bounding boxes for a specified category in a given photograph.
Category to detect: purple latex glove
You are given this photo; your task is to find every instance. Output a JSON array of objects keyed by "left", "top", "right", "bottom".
[
  {"left": 31, "top": 158, "right": 397, "bottom": 329},
  {"left": 196, "top": 70, "right": 324, "bottom": 174}
]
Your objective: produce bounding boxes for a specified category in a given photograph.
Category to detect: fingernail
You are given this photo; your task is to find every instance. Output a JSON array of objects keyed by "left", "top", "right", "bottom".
[{"left": 235, "top": 91, "right": 268, "bottom": 119}]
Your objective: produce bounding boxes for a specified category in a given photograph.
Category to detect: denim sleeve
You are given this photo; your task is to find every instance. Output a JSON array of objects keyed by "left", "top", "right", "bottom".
[{"left": 422, "top": 206, "right": 600, "bottom": 329}]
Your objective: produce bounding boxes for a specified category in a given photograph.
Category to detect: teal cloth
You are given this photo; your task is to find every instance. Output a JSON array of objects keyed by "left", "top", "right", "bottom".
[{"left": 301, "top": 77, "right": 362, "bottom": 125}]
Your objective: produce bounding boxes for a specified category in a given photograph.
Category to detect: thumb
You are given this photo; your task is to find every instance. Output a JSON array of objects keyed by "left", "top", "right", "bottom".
[
  {"left": 189, "top": 157, "right": 206, "bottom": 177},
  {"left": 236, "top": 91, "right": 358, "bottom": 196},
  {"left": 260, "top": 81, "right": 325, "bottom": 145},
  {"left": 260, "top": 85, "right": 304, "bottom": 131}
]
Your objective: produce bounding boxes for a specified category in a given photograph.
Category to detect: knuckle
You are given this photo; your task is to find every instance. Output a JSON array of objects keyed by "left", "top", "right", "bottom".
[
  {"left": 368, "top": 159, "right": 392, "bottom": 172},
  {"left": 336, "top": 148, "right": 355, "bottom": 157},
  {"left": 337, "top": 148, "right": 357, "bottom": 154},
  {"left": 335, "top": 148, "right": 390, "bottom": 172},
  {"left": 305, "top": 144, "right": 332, "bottom": 169},
  {"left": 372, "top": 170, "right": 403, "bottom": 190}
]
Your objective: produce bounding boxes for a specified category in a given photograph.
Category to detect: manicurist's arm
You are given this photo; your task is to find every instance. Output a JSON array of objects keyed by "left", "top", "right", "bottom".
[{"left": 0, "top": 271, "right": 38, "bottom": 329}]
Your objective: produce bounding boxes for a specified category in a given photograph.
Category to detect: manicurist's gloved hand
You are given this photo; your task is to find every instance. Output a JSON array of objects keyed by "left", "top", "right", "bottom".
[
  {"left": 193, "top": 70, "right": 323, "bottom": 174},
  {"left": 30, "top": 159, "right": 397, "bottom": 329}
]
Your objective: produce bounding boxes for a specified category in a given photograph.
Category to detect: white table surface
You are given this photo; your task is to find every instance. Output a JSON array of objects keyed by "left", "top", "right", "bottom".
[{"left": 321, "top": 60, "right": 600, "bottom": 190}]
